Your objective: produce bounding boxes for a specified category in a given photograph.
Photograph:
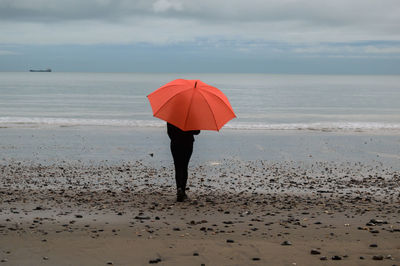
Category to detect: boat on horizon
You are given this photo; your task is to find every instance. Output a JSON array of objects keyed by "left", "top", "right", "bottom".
[{"left": 29, "top": 69, "right": 52, "bottom": 72}]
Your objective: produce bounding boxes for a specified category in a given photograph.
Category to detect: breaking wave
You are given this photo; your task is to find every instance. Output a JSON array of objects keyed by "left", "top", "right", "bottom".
[{"left": 1, "top": 117, "right": 400, "bottom": 131}]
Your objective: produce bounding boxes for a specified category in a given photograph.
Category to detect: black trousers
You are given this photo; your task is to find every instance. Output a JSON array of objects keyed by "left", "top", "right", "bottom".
[{"left": 170, "top": 141, "right": 193, "bottom": 191}]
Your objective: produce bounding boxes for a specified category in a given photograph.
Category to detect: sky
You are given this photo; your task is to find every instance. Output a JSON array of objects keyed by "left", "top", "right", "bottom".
[{"left": 1, "top": 0, "right": 400, "bottom": 74}]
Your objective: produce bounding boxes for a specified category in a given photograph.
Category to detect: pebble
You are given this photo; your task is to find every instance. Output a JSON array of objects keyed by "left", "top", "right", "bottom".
[
  {"left": 226, "top": 239, "right": 235, "bottom": 243},
  {"left": 43, "top": 256, "right": 49, "bottom": 260},
  {"left": 372, "top": 255, "right": 383, "bottom": 260},
  {"left": 369, "top": 243, "right": 378, "bottom": 247},
  {"left": 331, "top": 255, "right": 342, "bottom": 260},
  {"left": 135, "top": 216, "right": 150, "bottom": 220},
  {"left": 149, "top": 258, "right": 162, "bottom": 264},
  {"left": 106, "top": 261, "right": 113, "bottom": 265},
  {"left": 252, "top": 257, "right": 260, "bottom": 261},
  {"left": 310, "top": 249, "right": 321, "bottom": 255},
  {"left": 281, "top": 240, "right": 292, "bottom": 246},
  {"left": 193, "top": 252, "right": 199, "bottom": 256},
  {"left": 320, "top": 256, "right": 327, "bottom": 261}
]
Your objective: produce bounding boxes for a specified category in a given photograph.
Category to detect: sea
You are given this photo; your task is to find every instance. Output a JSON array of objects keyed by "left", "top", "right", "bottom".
[
  {"left": 1, "top": 72, "right": 400, "bottom": 166},
  {"left": 1, "top": 72, "right": 400, "bottom": 131}
]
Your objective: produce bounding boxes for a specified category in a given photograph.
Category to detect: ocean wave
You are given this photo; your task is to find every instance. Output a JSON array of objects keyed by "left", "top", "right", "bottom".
[
  {"left": 224, "top": 122, "right": 400, "bottom": 131},
  {"left": 1, "top": 117, "right": 400, "bottom": 131},
  {"left": 0, "top": 117, "right": 165, "bottom": 128}
]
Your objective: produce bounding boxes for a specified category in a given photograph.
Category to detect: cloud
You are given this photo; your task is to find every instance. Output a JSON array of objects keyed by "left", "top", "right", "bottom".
[
  {"left": 0, "top": 49, "right": 20, "bottom": 55},
  {"left": 0, "top": 0, "right": 400, "bottom": 57},
  {"left": 291, "top": 42, "right": 400, "bottom": 57},
  {"left": 364, "top": 45, "right": 400, "bottom": 54},
  {"left": 152, "top": 0, "right": 183, "bottom": 13}
]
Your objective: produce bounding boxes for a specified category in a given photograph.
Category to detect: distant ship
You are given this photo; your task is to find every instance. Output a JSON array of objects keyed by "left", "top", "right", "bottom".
[{"left": 30, "top": 69, "right": 52, "bottom": 72}]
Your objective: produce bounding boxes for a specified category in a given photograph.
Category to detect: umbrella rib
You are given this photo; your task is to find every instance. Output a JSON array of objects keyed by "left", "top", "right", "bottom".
[
  {"left": 203, "top": 89, "right": 236, "bottom": 118},
  {"left": 200, "top": 89, "right": 237, "bottom": 128},
  {"left": 152, "top": 86, "right": 192, "bottom": 117},
  {"left": 199, "top": 86, "right": 236, "bottom": 114},
  {"left": 149, "top": 84, "right": 191, "bottom": 100},
  {"left": 183, "top": 89, "right": 196, "bottom": 130},
  {"left": 197, "top": 90, "right": 219, "bottom": 131}
]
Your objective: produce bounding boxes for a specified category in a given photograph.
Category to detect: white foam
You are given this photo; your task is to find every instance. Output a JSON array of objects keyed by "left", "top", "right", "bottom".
[
  {"left": 1, "top": 117, "right": 400, "bottom": 131},
  {"left": 0, "top": 117, "right": 164, "bottom": 128},
  {"left": 225, "top": 122, "right": 400, "bottom": 131}
]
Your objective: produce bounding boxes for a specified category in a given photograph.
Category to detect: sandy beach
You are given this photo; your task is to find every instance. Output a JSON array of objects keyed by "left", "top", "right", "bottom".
[{"left": 1, "top": 154, "right": 399, "bottom": 265}]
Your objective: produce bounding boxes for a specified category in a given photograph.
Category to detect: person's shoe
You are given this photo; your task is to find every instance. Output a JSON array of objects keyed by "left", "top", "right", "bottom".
[{"left": 176, "top": 188, "right": 188, "bottom": 202}]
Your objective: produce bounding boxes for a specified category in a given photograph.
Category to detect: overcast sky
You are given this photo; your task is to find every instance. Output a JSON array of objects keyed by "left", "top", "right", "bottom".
[{"left": 1, "top": 0, "right": 400, "bottom": 73}]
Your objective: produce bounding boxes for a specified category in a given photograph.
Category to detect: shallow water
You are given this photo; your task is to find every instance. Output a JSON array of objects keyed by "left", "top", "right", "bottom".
[{"left": 1, "top": 127, "right": 399, "bottom": 169}]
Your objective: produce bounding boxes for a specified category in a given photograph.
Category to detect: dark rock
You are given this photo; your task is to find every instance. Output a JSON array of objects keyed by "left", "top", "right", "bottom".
[
  {"left": 372, "top": 255, "right": 383, "bottom": 260},
  {"left": 369, "top": 219, "right": 387, "bottom": 225},
  {"left": 75, "top": 214, "right": 83, "bottom": 218},
  {"left": 369, "top": 243, "right": 378, "bottom": 248},
  {"left": 310, "top": 249, "right": 321, "bottom": 255},
  {"left": 281, "top": 240, "right": 292, "bottom": 246},
  {"left": 320, "top": 256, "right": 327, "bottom": 261},
  {"left": 226, "top": 239, "right": 234, "bottom": 243},
  {"left": 193, "top": 252, "right": 199, "bottom": 256},
  {"left": 252, "top": 257, "right": 260, "bottom": 261},
  {"left": 135, "top": 216, "right": 150, "bottom": 220},
  {"left": 331, "top": 255, "right": 342, "bottom": 260},
  {"left": 149, "top": 258, "right": 161, "bottom": 264},
  {"left": 360, "top": 256, "right": 365, "bottom": 260}
]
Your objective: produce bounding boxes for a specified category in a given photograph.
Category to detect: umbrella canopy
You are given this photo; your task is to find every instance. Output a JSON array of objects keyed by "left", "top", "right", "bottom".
[{"left": 147, "top": 79, "right": 236, "bottom": 131}]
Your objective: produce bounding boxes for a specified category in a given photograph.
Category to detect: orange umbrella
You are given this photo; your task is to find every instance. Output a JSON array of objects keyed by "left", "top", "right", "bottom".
[{"left": 147, "top": 79, "right": 236, "bottom": 131}]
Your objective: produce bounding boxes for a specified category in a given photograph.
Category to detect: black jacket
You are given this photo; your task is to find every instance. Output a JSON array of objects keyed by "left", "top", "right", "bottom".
[{"left": 167, "top": 123, "right": 200, "bottom": 143}]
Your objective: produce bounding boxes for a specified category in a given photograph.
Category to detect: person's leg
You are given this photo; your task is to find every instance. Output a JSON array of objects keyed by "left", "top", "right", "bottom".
[
  {"left": 171, "top": 141, "right": 194, "bottom": 201},
  {"left": 180, "top": 142, "right": 193, "bottom": 191},
  {"left": 170, "top": 142, "right": 183, "bottom": 190}
]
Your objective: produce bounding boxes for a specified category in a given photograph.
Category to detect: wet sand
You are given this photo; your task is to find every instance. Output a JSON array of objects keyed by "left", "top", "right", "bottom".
[{"left": 1, "top": 160, "right": 399, "bottom": 265}]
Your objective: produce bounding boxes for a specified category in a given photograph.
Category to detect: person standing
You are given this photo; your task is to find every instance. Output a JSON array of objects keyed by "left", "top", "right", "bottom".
[{"left": 167, "top": 122, "right": 200, "bottom": 202}]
